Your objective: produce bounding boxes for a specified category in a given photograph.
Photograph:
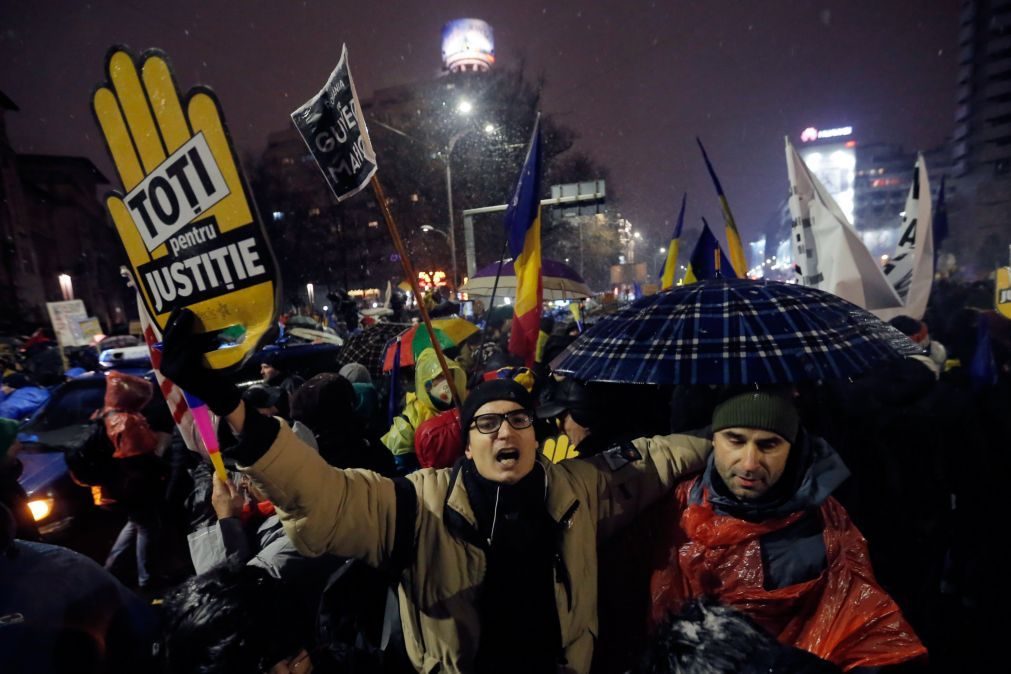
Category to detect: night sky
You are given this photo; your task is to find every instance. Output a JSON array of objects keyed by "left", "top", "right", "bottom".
[{"left": 0, "top": 0, "right": 959, "bottom": 257}]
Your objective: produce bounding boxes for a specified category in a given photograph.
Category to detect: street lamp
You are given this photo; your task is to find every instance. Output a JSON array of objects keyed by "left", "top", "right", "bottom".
[
  {"left": 444, "top": 119, "right": 497, "bottom": 291},
  {"left": 58, "top": 273, "right": 73, "bottom": 301},
  {"left": 653, "top": 248, "right": 668, "bottom": 280},
  {"left": 371, "top": 112, "right": 499, "bottom": 290},
  {"left": 420, "top": 224, "right": 451, "bottom": 245}
]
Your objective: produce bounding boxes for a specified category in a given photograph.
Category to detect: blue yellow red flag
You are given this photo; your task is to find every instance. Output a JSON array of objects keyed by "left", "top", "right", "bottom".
[
  {"left": 683, "top": 218, "right": 737, "bottom": 284},
  {"left": 697, "top": 137, "right": 748, "bottom": 278},
  {"left": 505, "top": 116, "right": 544, "bottom": 366},
  {"left": 659, "top": 193, "right": 687, "bottom": 290}
]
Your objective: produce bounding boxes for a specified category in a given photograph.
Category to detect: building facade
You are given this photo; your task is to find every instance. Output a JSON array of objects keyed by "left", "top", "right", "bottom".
[
  {"left": 950, "top": 0, "right": 1011, "bottom": 270},
  {"left": 1, "top": 91, "right": 129, "bottom": 333}
]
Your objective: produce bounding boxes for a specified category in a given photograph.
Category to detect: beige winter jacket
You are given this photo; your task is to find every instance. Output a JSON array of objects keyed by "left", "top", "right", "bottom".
[{"left": 241, "top": 421, "right": 710, "bottom": 673}]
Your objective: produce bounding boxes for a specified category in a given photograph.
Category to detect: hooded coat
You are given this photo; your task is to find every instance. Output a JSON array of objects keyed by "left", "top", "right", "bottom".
[
  {"left": 101, "top": 371, "right": 157, "bottom": 459},
  {"left": 381, "top": 348, "right": 467, "bottom": 457}
]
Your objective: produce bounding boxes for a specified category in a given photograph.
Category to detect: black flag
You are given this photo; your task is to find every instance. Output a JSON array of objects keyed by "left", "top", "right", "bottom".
[{"left": 291, "top": 44, "right": 377, "bottom": 202}]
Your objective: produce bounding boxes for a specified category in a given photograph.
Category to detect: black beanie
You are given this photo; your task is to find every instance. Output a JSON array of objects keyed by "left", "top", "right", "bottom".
[{"left": 460, "top": 379, "right": 534, "bottom": 447}]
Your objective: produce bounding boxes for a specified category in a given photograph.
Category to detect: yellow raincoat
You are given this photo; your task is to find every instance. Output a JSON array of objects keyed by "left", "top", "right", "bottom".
[{"left": 381, "top": 348, "right": 467, "bottom": 456}]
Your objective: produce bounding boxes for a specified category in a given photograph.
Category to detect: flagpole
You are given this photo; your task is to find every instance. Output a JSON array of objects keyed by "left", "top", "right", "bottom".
[
  {"left": 370, "top": 175, "right": 463, "bottom": 408},
  {"left": 474, "top": 238, "right": 509, "bottom": 373}
]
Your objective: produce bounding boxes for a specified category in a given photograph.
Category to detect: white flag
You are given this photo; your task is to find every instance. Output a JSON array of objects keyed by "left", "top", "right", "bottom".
[
  {"left": 786, "top": 138, "right": 903, "bottom": 312},
  {"left": 881, "top": 155, "right": 934, "bottom": 321}
]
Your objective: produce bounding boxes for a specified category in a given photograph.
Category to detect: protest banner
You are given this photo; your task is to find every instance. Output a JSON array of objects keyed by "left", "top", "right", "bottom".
[
  {"left": 291, "top": 44, "right": 378, "bottom": 202},
  {"left": 92, "top": 47, "right": 279, "bottom": 370},
  {"left": 997, "top": 266, "right": 1011, "bottom": 320},
  {"left": 45, "top": 300, "right": 88, "bottom": 347},
  {"left": 293, "top": 45, "right": 460, "bottom": 406}
]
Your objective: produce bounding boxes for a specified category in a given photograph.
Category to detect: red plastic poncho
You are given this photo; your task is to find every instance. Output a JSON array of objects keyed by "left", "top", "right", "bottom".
[
  {"left": 414, "top": 408, "right": 463, "bottom": 469},
  {"left": 650, "top": 480, "right": 926, "bottom": 671},
  {"left": 102, "top": 371, "right": 157, "bottom": 459}
]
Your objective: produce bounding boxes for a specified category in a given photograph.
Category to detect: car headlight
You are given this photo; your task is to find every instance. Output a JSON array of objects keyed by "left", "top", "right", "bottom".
[{"left": 27, "top": 497, "right": 55, "bottom": 522}]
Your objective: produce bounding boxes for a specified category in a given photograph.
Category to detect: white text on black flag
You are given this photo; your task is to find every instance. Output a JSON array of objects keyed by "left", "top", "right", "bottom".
[{"left": 291, "top": 44, "right": 377, "bottom": 202}]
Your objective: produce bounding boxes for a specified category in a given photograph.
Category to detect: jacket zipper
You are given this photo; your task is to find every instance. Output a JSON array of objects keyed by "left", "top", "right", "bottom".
[{"left": 554, "top": 500, "right": 580, "bottom": 613}]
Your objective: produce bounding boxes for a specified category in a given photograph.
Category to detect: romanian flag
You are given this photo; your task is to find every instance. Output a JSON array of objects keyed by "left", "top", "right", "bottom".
[
  {"left": 659, "top": 193, "right": 687, "bottom": 290},
  {"left": 683, "top": 218, "right": 737, "bottom": 284},
  {"left": 697, "top": 137, "right": 748, "bottom": 278},
  {"left": 506, "top": 117, "right": 544, "bottom": 366}
]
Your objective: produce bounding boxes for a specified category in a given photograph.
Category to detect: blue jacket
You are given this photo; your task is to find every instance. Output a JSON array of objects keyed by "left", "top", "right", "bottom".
[{"left": 0, "top": 387, "right": 51, "bottom": 421}]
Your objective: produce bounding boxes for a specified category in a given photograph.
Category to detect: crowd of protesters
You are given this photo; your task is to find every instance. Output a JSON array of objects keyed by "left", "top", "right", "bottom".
[{"left": 1, "top": 278, "right": 1010, "bottom": 673}]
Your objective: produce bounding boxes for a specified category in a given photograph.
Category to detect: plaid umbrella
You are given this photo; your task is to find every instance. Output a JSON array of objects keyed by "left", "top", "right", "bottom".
[
  {"left": 336, "top": 322, "right": 411, "bottom": 382},
  {"left": 549, "top": 278, "right": 920, "bottom": 385}
]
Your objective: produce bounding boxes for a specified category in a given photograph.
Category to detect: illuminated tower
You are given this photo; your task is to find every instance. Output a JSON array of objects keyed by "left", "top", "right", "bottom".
[{"left": 441, "top": 19, "right": 495, "bottom": 73}]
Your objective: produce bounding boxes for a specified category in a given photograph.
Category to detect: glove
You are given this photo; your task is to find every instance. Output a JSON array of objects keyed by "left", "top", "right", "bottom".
[
  {"left": 542, "top": 434, "right": 579, "bottom": 463},
  {"left": 159, "top": 308, "right": 242, "bottom": 417}
]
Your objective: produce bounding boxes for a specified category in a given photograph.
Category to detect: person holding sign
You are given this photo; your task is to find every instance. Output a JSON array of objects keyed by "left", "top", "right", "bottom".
[
  {"left": 159, "top": 307, "right": 710, "bottom": 673},
  {"left": 92, "top": 47, "right": 280, "bottom": 483}
]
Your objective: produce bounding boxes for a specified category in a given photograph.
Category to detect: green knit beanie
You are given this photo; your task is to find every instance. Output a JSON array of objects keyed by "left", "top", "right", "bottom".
[
  {"left": 711, "top": 391, "right": 799, "bottom": 444},
  {"left": 0, "top": 418, "right": 19, "bottom": 459}
]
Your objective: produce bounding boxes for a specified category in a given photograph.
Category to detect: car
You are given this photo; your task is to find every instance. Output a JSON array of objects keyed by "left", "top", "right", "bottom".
[
  {"left": 98, "top": 344, "right": 152, "bottom": 374},
  {"left": 15, "top": 341, "right": 340, "bottom": 538},
  {"left": 15, "top": 371, "right": 168, "bottom": 539}
]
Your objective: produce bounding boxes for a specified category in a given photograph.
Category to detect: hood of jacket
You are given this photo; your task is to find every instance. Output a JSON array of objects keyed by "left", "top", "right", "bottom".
[
  {"left": 103, "top": 371, "right": 153, "bottom": 412},
  {"left": 414, "top": 347, "right": 467, "bottom": 411}
]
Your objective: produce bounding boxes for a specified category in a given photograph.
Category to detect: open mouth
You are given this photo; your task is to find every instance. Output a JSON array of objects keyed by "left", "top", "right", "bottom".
[{"left": 495, "top": 448, "right": 520, "bottom": 466}]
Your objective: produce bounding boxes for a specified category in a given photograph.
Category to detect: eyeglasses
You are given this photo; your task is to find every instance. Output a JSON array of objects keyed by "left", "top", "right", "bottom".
[{"left": 470, "top": 409, "right": 535, "bottom": 434}]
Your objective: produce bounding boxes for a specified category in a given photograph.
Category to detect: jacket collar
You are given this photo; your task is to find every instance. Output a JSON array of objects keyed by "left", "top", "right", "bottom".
[
  {"left": 443, "top": 454, "right": 580, "bottom": 546},
  {"left": 691, "top": 429, "right": 850, "bottom": 520}
]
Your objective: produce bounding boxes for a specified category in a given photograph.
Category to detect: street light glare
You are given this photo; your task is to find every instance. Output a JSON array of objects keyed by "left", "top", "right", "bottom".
[
  {"left": 659, "top": 247, "right": 666, "bottom": 253},
  {"left": 421, "top": 225, "right": 434, "bottom": 232},
  {"left": 484, "top": 123, "right": 495, "bottom": 134},
  {"left": 457, "top": 99, "right": 473, "bottom": 114}
]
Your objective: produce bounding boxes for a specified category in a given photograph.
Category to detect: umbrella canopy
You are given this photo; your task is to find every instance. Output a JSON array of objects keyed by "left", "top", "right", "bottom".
[
  {"left": 461, "top": 258, "right": 593, "bottom": 300},
  {"left": 382, "top": 318, "right": 480, "bottom": 372},
  {"left": 286, "top": 315, "right": 320, "bottom": 330},
  {"left": 550, "top": 278, "right": 921, "bottom": 385},
  {"left": 336, "top": 322, "right": 411, "bottom": 381},
  {"left": 287, "top": 327, "right": 344, "bottom": 346}
]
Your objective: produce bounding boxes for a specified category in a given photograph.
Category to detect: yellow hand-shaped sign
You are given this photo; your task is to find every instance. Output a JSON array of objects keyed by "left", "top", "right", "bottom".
[
  {"left": 542, "top": 434, "right": 580, "bottom": 463},
  {"left": 997, "top": 267, "right": 1011, "bottom": 320},
  {"left": 92, "top": 47, "right": 278, "bottom": 369}
]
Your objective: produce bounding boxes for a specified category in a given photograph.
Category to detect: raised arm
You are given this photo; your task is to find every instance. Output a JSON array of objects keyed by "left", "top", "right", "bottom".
[{"left": 159, "top": 308, "right": 409, "bottom": 567}]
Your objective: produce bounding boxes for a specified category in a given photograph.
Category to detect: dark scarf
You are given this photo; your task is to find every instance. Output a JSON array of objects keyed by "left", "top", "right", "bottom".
[{"left": 461, "top": 460, "right": 562, "bottom": 673}]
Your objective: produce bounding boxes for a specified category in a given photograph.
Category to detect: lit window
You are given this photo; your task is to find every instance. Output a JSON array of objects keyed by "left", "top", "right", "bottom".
[
  {"left": 272, "top": 211, "right": 284, "bottom": 221},
  {"left": 308, "top": 207, "right": 321, "bottom": 217},
  {"left": 368, "top": 220, "right": 379, "bottom": 228}
]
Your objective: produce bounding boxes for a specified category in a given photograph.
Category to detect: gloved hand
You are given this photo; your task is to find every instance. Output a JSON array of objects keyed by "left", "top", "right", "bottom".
[
  {"left": 159, "top": 308, "right": 242, "bottom": 417},
  {"left": 542, "top": 434, "right": 579, "bottom": 463}
]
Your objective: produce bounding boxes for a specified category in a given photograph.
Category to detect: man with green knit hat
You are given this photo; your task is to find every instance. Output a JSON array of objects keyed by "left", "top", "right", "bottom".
[{"left": 640, "top": 388, "right": 926, "bottom": 670}]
